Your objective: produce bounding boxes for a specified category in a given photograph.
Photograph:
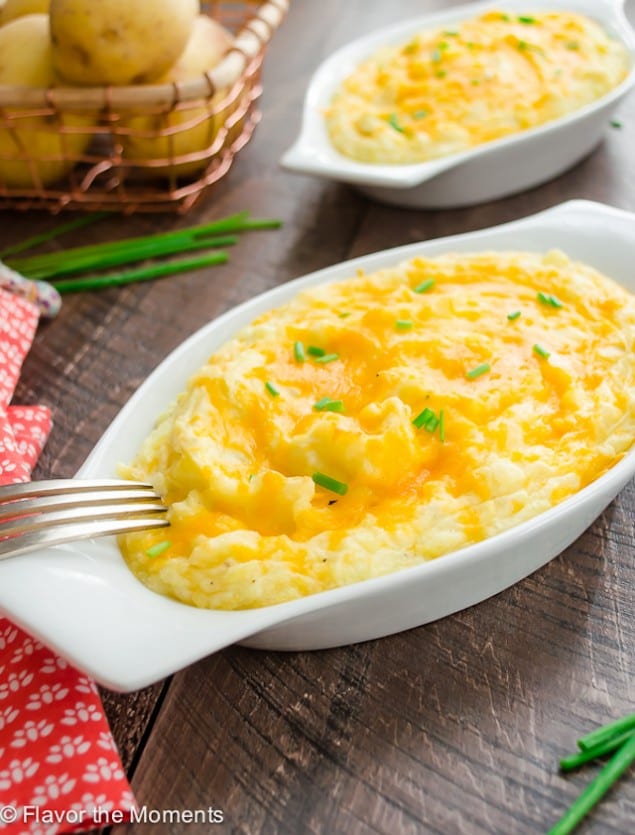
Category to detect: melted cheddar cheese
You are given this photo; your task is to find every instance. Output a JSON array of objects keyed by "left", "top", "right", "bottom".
[
  {"left": 119, "top": 250, "right": 635, "bottom": 609},
  {"left": 325, "top": 10, "right": 629, "bottom": 164}
]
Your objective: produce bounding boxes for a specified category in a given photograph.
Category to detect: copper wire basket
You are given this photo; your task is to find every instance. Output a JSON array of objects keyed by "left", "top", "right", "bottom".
[{"left": 0, "top": 0, "right": 287, "bottom": 214}]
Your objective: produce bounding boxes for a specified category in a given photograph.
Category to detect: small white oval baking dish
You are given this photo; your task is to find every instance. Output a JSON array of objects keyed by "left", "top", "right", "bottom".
[
  {"left": 0, "top": 199, "right": 634, "bottom": 692},
  {"left": 281, "top": 0, "right": 635, "bottom": 208}
]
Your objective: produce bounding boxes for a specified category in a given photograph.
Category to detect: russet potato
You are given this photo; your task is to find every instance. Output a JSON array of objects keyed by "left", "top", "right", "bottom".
[
  {"left": 120, "top": 15, "right": 234, "bottom": 179},
  {"left": 0, "top": 14, "right": 93, "bottom": 188},
  {"left": 49, "top": 0, "right": 200, "bottom": 86}
]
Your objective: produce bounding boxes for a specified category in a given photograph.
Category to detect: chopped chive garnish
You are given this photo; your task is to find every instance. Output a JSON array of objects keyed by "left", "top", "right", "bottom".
[
  {"left": 548, "top": 733, "right": 635, "bottom": 835},
  {"left": 395, "top": 319, "right": 413, "bottom": 330},
  {"left": 413, "top": 278, "right": 435, "bottom": 293},
  {"left": 307, "top": 345, "right": 326, "bottom": 357},
  {"left": 518, "top": 15, "right": 536, "bottom": 24},
  {"left": 537, "top": 291, "right": 563, "bottom": 308},
  {"left": 412, "top": 407, "right": 440, "bottom": 432},
  {"left": 500, "top": 13, "right": 510, "bottom": 20},
  {"left": 338, "top": 311, "right": 352, "bottom": 318},
  {"left": 439, "top": 408, "right": 445, "bottom": 442},
  {"left": 443, "top": 29, "right": 459, "bottom": 36},
  {"left": 314, "top": 352, "right": 339, "bottom": 364},
  {"left": 466, "top": 362, "right": 491, "bottom": 380},
  {"left": 507, "top": 310, "right": 521, "bottom": 321},
  {"left": 565, "top": 41, "right": 579, "bottom": 50},
  {"left": 533, "top": 343, "right": 550, "bottom": 359},
  {"left": 436, "top": 70, "right": 447, "bottom": 78},
  {"left": 560, "top": 731, "right": 635, "bottom": 772},
  {"left": 294, "top": 341, "right": 305, "bottom": 362},
  {"left": 413, "top": 407, "right": 433, "bottom": 429},
  {"left": 578, "top": 714, "right": 635, "bottom": 751},
  {"left": 517, "top": 39, "right": 529, "bottom": 50},
  {"left": 610, "top": 119, "right": 623, "bottom": 129},
  {"left": 314, "top": 397, "right": 345, "bottom": 412},
  {"left": 413, "top": 109, "right": 428, "bottom": 119},
  {"left": 312, "top": 472, "right": 348, "bottom": 496},
  {"left": 265, "top": 381, "right": 280, "bottom": 397},
  {"left": 388, "top": 113, "right": 405, "bottom": 133},
  {"left": 146, "top": 540, "right": 171, "bottom": 558}
]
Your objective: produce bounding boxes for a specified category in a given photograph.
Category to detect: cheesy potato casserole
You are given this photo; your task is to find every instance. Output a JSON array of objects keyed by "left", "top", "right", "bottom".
[
  {"left": 325, "top": 10, "right": 630, "bottom": 164},
  {"left": 119, "top": 251, "right": 635, "bottom": 610}
]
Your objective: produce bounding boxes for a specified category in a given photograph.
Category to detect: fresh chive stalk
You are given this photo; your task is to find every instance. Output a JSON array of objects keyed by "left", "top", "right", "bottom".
[
  {"left": 0, "top": 212, "right": 108, "bottom": 259},
  {"left": 560, "top": 731, "right": 635, "bottom": 772},
  {"left": 507, "top": 310, "right": 521, "bottom": 321},
  {"left": 395, "top": 319, "right": 413, "bottom": 330},
  {"left": 548, "top": 733, "right": 635, "bottom": 835},
  {"left": 578, "top": 714, "right": 635, "bottom": 752},
  {"left": 265, "top": 381, "right": 280, "bottom": 397},
  {"left": 51, "top": 251, "right": 228, "bottom": 293},
  {"left": 20, "top": 234, "right": 237, "bottom": 280},
  {"left": 312, "top": 472, "right": 348, "bottom": 496},
  {"left": 8, "top": 212, "right": 280, "bottom": 277},
  {"left": 294, "top": 341, "right": 306, "bottom": 363},
  {"left": 314, "top": 353, "right": 339, "bottom": 364}
]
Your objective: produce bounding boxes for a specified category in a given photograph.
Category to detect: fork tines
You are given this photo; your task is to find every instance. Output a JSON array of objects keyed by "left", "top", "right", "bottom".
[{"left": 0, "top": 478, "right": 169, "bottom": 560}]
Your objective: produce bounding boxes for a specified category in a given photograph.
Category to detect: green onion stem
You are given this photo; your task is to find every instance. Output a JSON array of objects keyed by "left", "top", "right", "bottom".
[
  {"left": 560, "top": 731, "right": 635, "bottom": 772},
  {"left": 548, "top": 733, "right": 635, "bottom": 835},
  {"left": 51, "top": 252, "right": 228, "bottom": 293},
  {"left": 578, "top": 714, "right": 635, "bottom": 752},
  {"left": 21, "top": 234, "right": 237, "bottom": 280},
  {"left": 0, "top": 212, "right": 108, "bottom": 259}
]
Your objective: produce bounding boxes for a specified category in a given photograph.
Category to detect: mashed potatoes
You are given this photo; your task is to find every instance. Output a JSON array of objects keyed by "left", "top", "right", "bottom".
[
  {"left": 325, "top": 10, "right": 630, "bottom": 164},
  {"left": 119, "top": 250, "right": 635, "bottom": 609}
]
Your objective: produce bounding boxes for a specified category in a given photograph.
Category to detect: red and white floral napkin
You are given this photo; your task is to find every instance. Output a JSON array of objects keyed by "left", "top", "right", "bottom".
[{"left": 0, "top": 288, "right": 135, "bottom": 834}]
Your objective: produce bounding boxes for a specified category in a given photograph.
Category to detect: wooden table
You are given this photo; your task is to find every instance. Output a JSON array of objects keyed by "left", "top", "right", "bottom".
[{"left": 2, "top": 1, "right": 635, "bottom": 832}]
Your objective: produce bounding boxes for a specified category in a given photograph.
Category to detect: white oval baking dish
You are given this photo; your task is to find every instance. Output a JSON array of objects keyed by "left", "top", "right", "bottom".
[
  {"left": 281, "top": 0, "right": 635, "bottom": 208},
  {"left": 0, "top": 199, "right": 634, "bottom": 692}
]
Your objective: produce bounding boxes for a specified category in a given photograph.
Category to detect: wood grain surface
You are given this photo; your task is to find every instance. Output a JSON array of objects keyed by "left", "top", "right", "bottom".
[{"left": 2, "top": 1, "right": 635, "bottom": 832}]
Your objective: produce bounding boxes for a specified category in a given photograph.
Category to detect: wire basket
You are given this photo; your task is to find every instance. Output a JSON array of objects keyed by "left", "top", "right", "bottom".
[{"left": 0, "top": 0, "right": 287, "bottom": 214}]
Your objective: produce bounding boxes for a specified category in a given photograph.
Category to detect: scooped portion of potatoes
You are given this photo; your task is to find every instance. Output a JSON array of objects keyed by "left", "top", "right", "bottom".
[
  {"left": 49, "top": 0, "right": 199, "bottom": 85},
  {"left": 120, "top": 15, "right": 234, "bottom": 178},
  {"left": 0, "top": 14, "right": 94, "bottom": 188}
]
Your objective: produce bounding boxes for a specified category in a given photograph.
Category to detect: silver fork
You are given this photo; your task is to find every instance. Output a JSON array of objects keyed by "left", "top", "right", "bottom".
[{"left": 0, "top": 479, "right": 169, "bottom": 560}]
